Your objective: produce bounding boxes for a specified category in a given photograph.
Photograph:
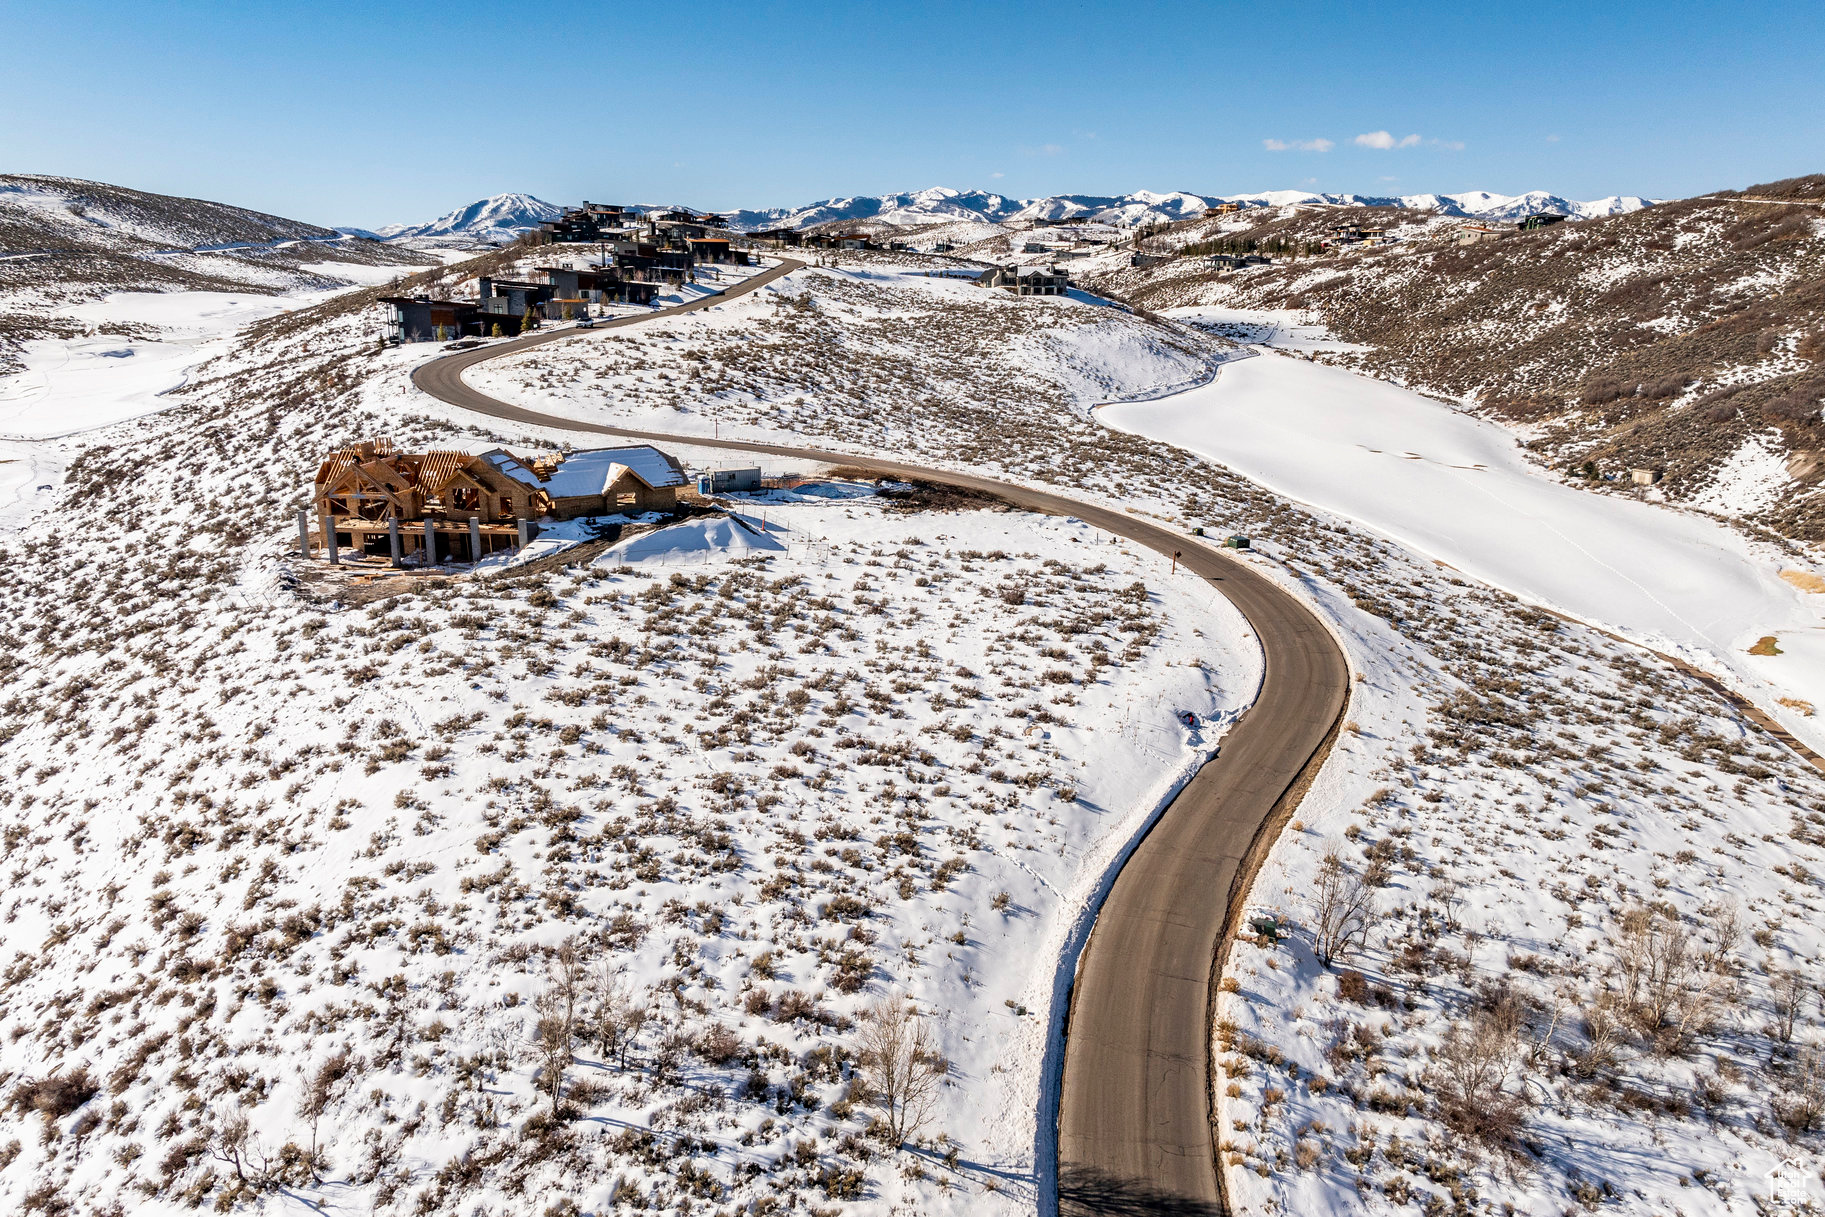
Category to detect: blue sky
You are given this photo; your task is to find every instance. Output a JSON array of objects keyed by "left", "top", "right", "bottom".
[{"left": 2, "top": 0, "right": 1819, "bottom": 226}]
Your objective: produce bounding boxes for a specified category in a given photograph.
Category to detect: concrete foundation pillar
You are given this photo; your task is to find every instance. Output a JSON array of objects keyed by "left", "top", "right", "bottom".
[
  {"left": 469, "top": 516, "right": 483, "bottom": 564},
  {"left": 321, "top": 517, "right": 339, "bottom": 565},
  {"left": 388, "top": 517, "right": 403, "bottom": 568},
  {"left": 516, "top": 518, "right": 530, "bottom": 549},
  {"left": 424, "top": 518, "right": 437, "bottom": 566},
  {"left": 296, "top": 508, "right": 311, "bottom": 559}
]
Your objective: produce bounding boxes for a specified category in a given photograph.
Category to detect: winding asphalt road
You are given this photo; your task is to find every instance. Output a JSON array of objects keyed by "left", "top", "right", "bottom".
[{"left": 410, "top": 258, "right": 1350, "bottom": 1214}]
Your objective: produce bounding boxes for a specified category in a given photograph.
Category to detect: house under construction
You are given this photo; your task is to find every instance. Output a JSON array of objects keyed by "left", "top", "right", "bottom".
[{"left": 307, "top": 440, "right": 687, "bottom": 565}]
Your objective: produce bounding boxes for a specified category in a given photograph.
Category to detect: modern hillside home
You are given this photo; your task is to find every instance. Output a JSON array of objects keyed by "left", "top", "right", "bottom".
[
  {"left": 1454, "top": 224, "right": 1505, "bottom": 245},
  {"left": 477, "top": 276, "right": 558, "bottom": 327},
  {"left": 537, "top": 265, "right": 660, "bottom": 306},
  {"left": 377, "top": 297, "right": 494, "bottom": 342},
  {"left": 981, "top": 264, "right": 1071, "bottom": 295},
  {"left": 749, "top": 227, "right": 804, "bottom": 248},
  {"left": 686, "top": 236, "right": 744, "bottom": 264}
]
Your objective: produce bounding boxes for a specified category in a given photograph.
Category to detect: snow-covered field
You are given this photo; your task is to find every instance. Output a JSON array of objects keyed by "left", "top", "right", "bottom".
[
  {"left": 0, "top": 266, "right": 1274, "bottom": 1214},
  {"left": 463, "top": 264, "right": 1216, "bottom": 446},
  {"left": 1102, "top": 323, "right": 1825, "bottom": 752},
  {"left": 464, "top": 264, "right": 1825, "bottom": 1213},
  {"left": 0, "top": 261, "right": 413, "bottom": 529},
  {"left": 5, "top": 242, "right": 1823, "bottom": 1217}
]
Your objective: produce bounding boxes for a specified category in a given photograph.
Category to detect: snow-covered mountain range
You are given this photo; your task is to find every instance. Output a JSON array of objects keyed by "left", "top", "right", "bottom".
[
  {"left": 721, "top": 185, "right": 1653, "bottom": 230},
  {"left": 339, "top": 192, "right": 564, "bottom": 243},
  {"left": 354, "top": 185, "right": 1653, "bottom": 244}
]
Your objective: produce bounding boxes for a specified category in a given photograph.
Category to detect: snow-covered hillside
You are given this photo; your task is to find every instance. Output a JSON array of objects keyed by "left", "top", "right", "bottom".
[
  {"left": 1084, "top": 172, "right": 1825, "bottom": 544},
  {"left": 0, "top": 176, "right": 432, "bottom": 385},
  {"left": 1, "top": 174, "right": 338, "bottom": 256},
  {"left": 465, "top": 261, "right": 1825, "bottom": 1214},
  {"left": 4, "top": 229, "right": 1823, "bottom": 1217},
  {"left": 722, "top": 185, "right": 1651, "bottom": 231},
  {"left": 463, "top": 264, "right": 1217, "bottom": 440}
]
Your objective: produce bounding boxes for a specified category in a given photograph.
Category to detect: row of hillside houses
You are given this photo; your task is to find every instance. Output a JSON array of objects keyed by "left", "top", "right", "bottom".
[
  {"left": 308, "top": 440, "right": 688, "bottom": 564},
  {"left": 746, "top": 228, "right": 875, "bottom": 251},
  {"left": 747, "top": 229, "right": 960, "bottom": 253},
  {"left": 380, "top": 201, "right": 754, "bottom": 342}
]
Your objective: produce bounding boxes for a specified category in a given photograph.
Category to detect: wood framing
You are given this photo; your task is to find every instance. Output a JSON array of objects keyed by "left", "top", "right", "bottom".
[{"left": 309, "top": 440, "right": 688, "bottom": 565}]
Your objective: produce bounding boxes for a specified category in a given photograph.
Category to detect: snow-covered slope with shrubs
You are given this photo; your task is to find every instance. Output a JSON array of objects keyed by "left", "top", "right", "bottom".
[
  {"left": 1085, "top": 172, "right": 1825, "bottom": 543},
  {"left": 469, "top": 257, "right": 1825, "bottom": 1214},
  {"left": 0, "top": 253, "right": 1267, "bottom": 1216},
  {"left": 4, "top": 233, "right": 1823, "bottom": 1217}
]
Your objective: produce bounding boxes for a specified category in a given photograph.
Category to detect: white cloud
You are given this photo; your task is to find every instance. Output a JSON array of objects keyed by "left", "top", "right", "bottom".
[
  {"left": 1354, "top": 130, "right": 1422, "bottom": 150},
  {"left": 1263, "top": 137, "right": 1333, "bottom": 152}
]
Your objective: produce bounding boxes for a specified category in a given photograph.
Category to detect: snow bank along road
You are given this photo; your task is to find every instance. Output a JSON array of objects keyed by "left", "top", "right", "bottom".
[{"left": 411, "top": 261, "right": 1351, "bottom": 1215}]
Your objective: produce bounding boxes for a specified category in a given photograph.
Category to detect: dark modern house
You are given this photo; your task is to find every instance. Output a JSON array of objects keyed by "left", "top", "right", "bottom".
[
  {"left": 749, "top": 227, "right": 804, "bottom": 248},
  {"left": 378, "top": 297, "right": 493, "bottom": 342},
  {"left": 686, "top": 236, "right": 747, "bottom": 265},
  {"left": 538, "top": 265, "right": 660, "bottom": 306},
  {"left": 979, "top": 265, "right": 1071, "bottom": 296},
  {"left": 539, "top": 201, "right": 643, "bottom": 244},
  {"left": 477, "top": 277, "right": 557, "bottom": 327}
]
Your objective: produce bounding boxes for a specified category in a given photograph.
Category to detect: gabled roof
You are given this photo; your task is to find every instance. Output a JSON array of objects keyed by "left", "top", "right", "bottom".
[
  {"left": 544, "top": 446, "right": 687, "bottom": 497},
  {"left": 315, "top": 439, "right": 400, "bottom": 487},
  {"left": 416, "top": 451, "right": 471, "bottom": 495},
  {"left": 481, "top": 449, "right": 544, "bottom": 487}
]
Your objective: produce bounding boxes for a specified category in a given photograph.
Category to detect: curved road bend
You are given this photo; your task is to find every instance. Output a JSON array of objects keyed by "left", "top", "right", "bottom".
[{"left": 411, "top": 258, "right": 1351, "bottom": 1215}]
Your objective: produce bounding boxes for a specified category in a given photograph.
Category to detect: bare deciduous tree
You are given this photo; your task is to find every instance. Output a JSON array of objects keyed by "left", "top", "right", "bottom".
[
  {"left": 532, "top": 987, "right": 575, "bottom": 1117},
  {"left": 296, "top": 1049, "right": 352, "bottom": 1179},
  {"left": 589, "top": 960, "right": 647, "bottom": 1070},
  {"left": 856, "top": 996, "right": 948, "bottom": 1147},
  {"left": 1775, "top": 1047, "right": 1825, "bottom": 1134},
  {"left": 1311, "top": 849, "right": 1377, "bottom": 967},
  {"left": 531, "top": 940, "right": 586, "bottom": 1118},
  {"left": 1612, "top": 905, "right": 1738, "bottom": 1055},
  {"left": 210, "top": 1105, "right": 270, "bottom": 1187},
  {"left": 1571, "top": 990, "right": 1627, "bottom": 1078},
  {"left": 1429, "top": 996, "right": 1527, "bottom": 1149},
  {"left": 1771, "top": 969, "right": 1814, "bottom": 1045}
]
